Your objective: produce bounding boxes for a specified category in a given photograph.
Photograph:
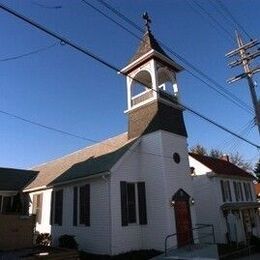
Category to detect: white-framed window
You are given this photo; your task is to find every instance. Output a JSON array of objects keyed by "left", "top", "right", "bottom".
[
  {"left": 120, "top": 181, "right": 147, "bottom": 226},
  {"left": 73, "top": 184, "right": 90, "bottom": 226},
  {"left": 32, "top": 193, "right": 43, "bottom": 224},
  {"left": 50, "top": 189, "right": 63, "bottom": 226},
  {"left": 244, "top": 182, "right": 253, "bottom": 201},
  {"left": 220, "top": 180, "right": 232, "bottom": 202},
  {"left": 0, "top": 195, "right": 12, "bottom": 213},
  {"left": 233, "top": 182, "right": 244, "bottom": 201}
]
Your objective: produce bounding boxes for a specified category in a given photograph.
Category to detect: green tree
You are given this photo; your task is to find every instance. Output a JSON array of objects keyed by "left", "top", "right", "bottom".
[
  {"left": 209, "top": 149, "right": 224, "bottom": 159},
  {"left": 229, "top": 152, "right": 252, "bottom": 171},
  {"left": 190, "top": 144, "right": 207, "bottom": 156}
]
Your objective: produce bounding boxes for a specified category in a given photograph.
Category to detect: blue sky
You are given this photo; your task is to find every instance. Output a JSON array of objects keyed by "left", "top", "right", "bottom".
[{"left": 0, "top": 0, "right": 259, "bottom": 169}]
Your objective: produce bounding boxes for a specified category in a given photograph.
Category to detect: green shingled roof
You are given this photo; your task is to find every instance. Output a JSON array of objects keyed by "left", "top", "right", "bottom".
[
  {"left": 49, "top": 141, "right": 134, "bottom": 186},
  {"left": 0, "top": 167, "right": 38, "bottom": 191}
]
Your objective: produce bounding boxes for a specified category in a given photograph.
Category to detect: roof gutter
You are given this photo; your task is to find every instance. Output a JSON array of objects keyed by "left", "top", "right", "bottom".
[
  {"left": 23, "top": 185, "right": 47, "bottom": 193},
  {"left": 206, "top": 172, "right": 254, "bottom": 180},
  {"left": 0, "top": 190, "right": 18, "bottom": 194}
]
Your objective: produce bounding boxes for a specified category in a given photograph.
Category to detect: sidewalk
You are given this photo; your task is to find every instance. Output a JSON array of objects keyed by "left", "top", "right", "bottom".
[{"left": 237, "top": 253, "right": 260, "bottom": 260}]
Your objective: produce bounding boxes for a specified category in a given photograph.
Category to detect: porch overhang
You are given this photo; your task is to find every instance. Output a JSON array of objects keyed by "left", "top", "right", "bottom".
[{"left": 221, "top": 202, "right": 260, "bottom": 210}]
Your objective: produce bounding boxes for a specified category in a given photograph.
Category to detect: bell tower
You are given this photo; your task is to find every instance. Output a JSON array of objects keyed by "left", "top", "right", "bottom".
[{"left": 121, "top": 13, "right": 187, "bottom": 140}]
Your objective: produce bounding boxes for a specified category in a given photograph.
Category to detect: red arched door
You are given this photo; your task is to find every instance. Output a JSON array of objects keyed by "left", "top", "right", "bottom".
[{"left": 173, "top": 189, "right": 193, "bottom": 247}]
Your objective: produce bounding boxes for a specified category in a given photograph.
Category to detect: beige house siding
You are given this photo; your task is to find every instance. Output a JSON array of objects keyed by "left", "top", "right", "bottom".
[{"left": 0, "top": 214, "right": 35, "bottom": 250}]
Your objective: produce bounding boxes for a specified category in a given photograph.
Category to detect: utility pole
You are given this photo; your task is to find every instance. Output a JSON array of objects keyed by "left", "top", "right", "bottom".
[{"left": 226, "top": 32, "right": 260, "bottom": 135}]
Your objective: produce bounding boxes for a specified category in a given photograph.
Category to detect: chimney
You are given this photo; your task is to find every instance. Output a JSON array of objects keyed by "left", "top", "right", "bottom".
[{"left": 221, "top": 154, "right": 230, "bottom": 162}]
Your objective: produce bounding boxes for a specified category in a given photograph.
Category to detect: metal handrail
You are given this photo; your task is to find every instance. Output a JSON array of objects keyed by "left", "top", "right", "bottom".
[{"left": 164, "top": 224, "right": 215, "bottom": 256}]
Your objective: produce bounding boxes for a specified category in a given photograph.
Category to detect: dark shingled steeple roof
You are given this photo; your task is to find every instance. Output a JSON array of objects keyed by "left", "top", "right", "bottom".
[{"left": 128, "top": 30, "right": 173, "bottom": 64}]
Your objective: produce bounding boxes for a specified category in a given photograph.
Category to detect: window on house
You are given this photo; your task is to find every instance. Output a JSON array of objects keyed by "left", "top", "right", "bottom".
[
  {"left": 32, "top": 193, "right": 43, "bottom": 224},
  {"left": 120, "top": 181, "right": 147, "bottom": 226},
  {"left": 127, "top": 183, "right": 136, "bottom": 223},
  {"left": 0, "top": 195, "right": 2, "bottom": 213},
  {"left": 73, "top": 184, "right": 90, "bottom": 226},
  {"left": 220, "top": 180, "right": 232, "bottom": 202},
  {"left": 2, "top": 196, "right": 12, "bottom": 213},
  {"left": 50, "top": 189, "right": 63, "bottom": 226},
  {"left": 238, "top": 183, "right": 244, "bottom": 201},
  {"left": 233, "top": 182, "right": 244, "bottom": 201},
  {"left": 244, "top": 183, "right": 253, "bottom": 201}
]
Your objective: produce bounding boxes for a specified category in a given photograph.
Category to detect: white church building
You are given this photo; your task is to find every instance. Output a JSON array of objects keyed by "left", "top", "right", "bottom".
[{"left": 23, "top": 19, "right": 199, "bottom": 255}]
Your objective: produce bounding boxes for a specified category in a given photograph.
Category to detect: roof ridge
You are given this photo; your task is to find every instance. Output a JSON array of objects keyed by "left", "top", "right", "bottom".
[{"left": 30, "top": 132, "right": 128, "bottom": 170}]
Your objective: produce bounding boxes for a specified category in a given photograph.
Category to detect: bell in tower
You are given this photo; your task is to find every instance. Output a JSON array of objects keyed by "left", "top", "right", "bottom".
[{"left": 120, "top": 12, "right": 187, "bottom": 140}]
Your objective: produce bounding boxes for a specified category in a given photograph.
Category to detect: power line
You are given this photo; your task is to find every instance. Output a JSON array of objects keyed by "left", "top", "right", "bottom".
[
  {"left": 189, "top": 0, "right": 235, "bottom": 42},
  {"left": 0, "top": 109, "right": 193, "bottom": 161},
  {"left": 187, "top": 0, "right": 229, "bottom": 35},
  {"left": 81, "top": 0, "right": 143, "bottom": 40},
  {"left": 229, "top": 121, "right": 254, "bottom": 154},
  {"left": 0, "top": 42, "right": 60, "bottom": 62},
  {"left": 94, "top": 0, "right": 254, "bottom": 115},
  {"left": 0, "top": 2, "right": 259, "bottom": 150},
  {"left": 214, "top": 0, "right": 253, "bottom": 41},
  {"left": 216, "top": 119, "right": 254, "bottom": 150},
  {"left": 31, "top": 1, "right": 62, "bottom": 9},
  {"left": 208, "top": 0, "right": 238, "bottom": 32},
  {"left": 0, "top": 3, "right": 119, "bottom": 72},
  {"left": 95, "top": 0, "right": 143, "bottom": 32},
  {"left": 0, "top": 109, "right": 95, "bottom": 142}
]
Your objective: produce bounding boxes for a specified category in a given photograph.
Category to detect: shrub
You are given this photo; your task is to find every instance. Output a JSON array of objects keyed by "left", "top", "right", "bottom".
[
  {"left": 58, "top": 234, "right": 78, "bottom": 249},
  {"left": 36, "top": 233, "right": 52, "bottom": 246}
]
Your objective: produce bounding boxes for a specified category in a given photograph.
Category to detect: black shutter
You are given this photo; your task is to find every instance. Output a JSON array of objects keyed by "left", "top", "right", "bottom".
[
  {"left": 227, "top": 181, "right": 232, "bottom": 201},
  {"left": 248, "top": 183, "right": 253, "bottom": 200},
  {"left": 220, "top": 180, "right": 226, "bottom": 202},
  {"left": 137, "top": 182, "right": 147, "bottom": 225},
  {"left": 38, "top": 194, "right": 43, "bottom": 224},
  {"left": 50, "top": 191, "right": 54, "bottom": 225},
  {"left": 239, "top": 183, "right": 244, "bottom": 201},
  {"left": 54, "top": 190, "right": 63, "bottom": 226},
  {"left": 79, "top": 184, "right": 90, "bottom": 226},
  {"left": 73, "top": 187, "right": 78, "bottom": 226},
  {"left": 32, "top": 194, "right": 37, "bottom": 215},
  {"left": 59, "top": 190, "right": 63, "bottom": 226},
  {"left": 120, "top": 181, "right": 128, "bottom": 226},
  {"left": 233, "top": 182, "right": 238, "bottom": 201},
  {"left": 85, "top": 184, "right": 90, "bottom": 226}
]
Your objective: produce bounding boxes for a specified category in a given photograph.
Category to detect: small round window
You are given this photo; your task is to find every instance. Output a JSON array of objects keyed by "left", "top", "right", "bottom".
[{"left": 173, "top": 153, "right": 181, "bottom": 164}]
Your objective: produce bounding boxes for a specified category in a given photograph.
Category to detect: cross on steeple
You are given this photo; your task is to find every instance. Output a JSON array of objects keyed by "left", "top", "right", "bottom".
[{"left": 143, "top": 12, "right": 151, "bottom": 32}]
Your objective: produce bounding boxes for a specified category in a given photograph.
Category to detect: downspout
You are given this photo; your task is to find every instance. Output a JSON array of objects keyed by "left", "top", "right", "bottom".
[{"left": 102, "top": 172, "right": 112, "bottom": 255}]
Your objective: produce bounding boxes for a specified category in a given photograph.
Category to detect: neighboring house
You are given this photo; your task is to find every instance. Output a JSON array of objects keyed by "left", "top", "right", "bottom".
[
  {"left": 0, "top": 167, "right": 37, "bottom": 250},
  {"left": 0, "top": 167, "right": 37, "bottom": 214},
  {"left": 23, "top": 24, "right": 198, "bottom": 255},
  {"left": 189, "top": 153, "right": 260, "bottom": 244}
]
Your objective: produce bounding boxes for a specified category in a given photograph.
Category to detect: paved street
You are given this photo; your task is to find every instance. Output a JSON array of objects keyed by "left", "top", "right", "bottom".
[{"left": 237, "top": 253, "right": 260, "bottom": 260}]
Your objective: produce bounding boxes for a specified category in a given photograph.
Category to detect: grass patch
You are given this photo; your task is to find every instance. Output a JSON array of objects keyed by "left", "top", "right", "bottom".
[{"left": 80, "top": 249, "right": 161, "bottom": 260}]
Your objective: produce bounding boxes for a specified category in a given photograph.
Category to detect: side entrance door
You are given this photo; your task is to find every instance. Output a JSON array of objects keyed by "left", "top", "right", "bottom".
[{"left": 173, "top": 189, "right": 193, "bottom": 247}]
